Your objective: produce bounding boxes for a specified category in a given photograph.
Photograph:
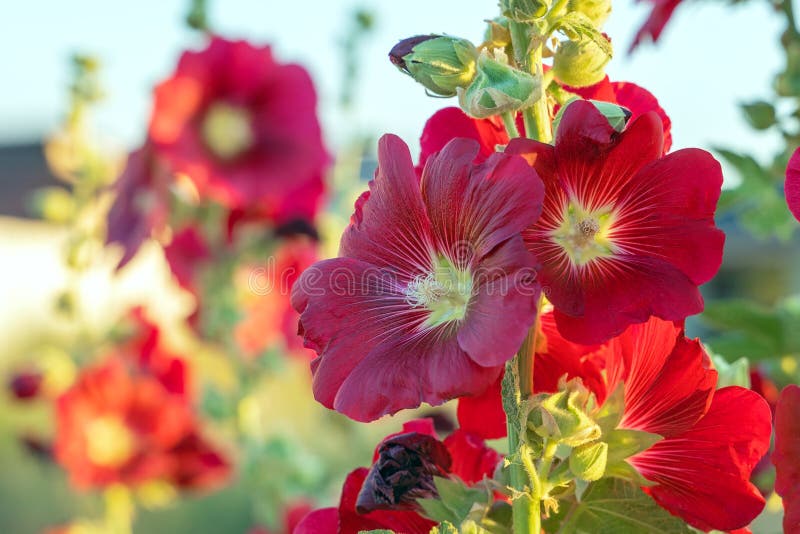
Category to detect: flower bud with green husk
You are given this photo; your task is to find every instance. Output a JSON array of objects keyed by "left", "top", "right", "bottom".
[
  {"left": 567, "top": 0, "right": 612, "bottom": 28},
  {"left": 552, "top": 35, "right": 611, "bottom": 88},
  {"left": 458, "top": 52, "right": 541, "bottom": 119},
  {"left": 389, "top": 35, "right": 478, "bottom": 97},
  {"left": 569, "top": 441, "right": 608, "bottom": 481},
  {"left": 500, "top": 0, "right": 551, "bottom": 21},
  {"left": 527, "top": 379, "right": 601, "bottom": 448}
]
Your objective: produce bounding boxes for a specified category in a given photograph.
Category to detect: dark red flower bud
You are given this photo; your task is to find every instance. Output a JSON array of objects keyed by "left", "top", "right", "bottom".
[
  {"left": 8, "top": 371, "right": 43, "bottom": 401},
  {"left": 356, "top": 432, "right": 452, "bottom": 513},
  {"left": 388, "top": 35, "right": 438, "bottom": 71}
]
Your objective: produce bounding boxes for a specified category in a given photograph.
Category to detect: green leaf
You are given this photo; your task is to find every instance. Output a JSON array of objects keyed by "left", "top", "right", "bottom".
[
  {"left": 429, "top": 522, "right": 459, "bottom": 534},
  {"left": 418, "top": 477, "right": 490, "bottom": 525},
  {"left": 702, "top": 299, "right": 784, "bottom": 357},
  {"left": 556, "top": 478, "right": 693, "bottom": 533},
  {"left": 741, "top": 100, "right": 777, "bottom": 130}
]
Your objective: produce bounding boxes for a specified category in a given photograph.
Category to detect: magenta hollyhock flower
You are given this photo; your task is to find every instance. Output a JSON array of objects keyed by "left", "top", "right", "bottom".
[
  {"left": 148, "top": 37, "right": 328, "bottom": 219},
  {"left": 786, "top": 147, "right": 800, "bottom": 222},
  {"left": 507, "top": 100, "right": 724, "bottom": 344},
  {"left": 292, "top": 134, "right": 543, "bottom": 422}
]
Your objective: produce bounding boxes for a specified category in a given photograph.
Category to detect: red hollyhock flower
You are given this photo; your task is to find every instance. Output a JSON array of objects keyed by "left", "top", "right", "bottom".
[
  {"left": 54, "top": 358, "right": 229, "bottom": 490},
  {"left": 295, "top": 419, "right": 500, "bottom": 534},
  {"left": 292, "top": 134, "right": 542, "bottom": 421},
  {"left": 773, "top": 384, "right": 800, "bottom": 533},
  {"left": 418, "top": 77, "right": 671, "bottom": 173},
  {"left": 630, "top": 0, "right": 683, "bottom": 52},
  {"left": 458, "top": 313, "right": 771, "bottom": 531},
  {"left": 786, "top": 146, "right": 800, "bottom": 222},
  {"left": 507, "top": 100, "right": 724, "bottom": 344},
  {"left": 148, "top": 36, "right": 328, "bottom": 219},
  {"left": 106, "top": 145, "right": 171, "bottom": 270}
]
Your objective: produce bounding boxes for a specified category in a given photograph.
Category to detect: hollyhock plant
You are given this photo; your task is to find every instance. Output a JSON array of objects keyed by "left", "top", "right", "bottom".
[
  {"left": 54, "top": 357, "right": 229, "bottom": 490},
  {"left": 295, "top": 419, "right": 501, "bottom": 534},
  {"left": 148, "top": 36, "right": 329, "bottom": 219},
  {"left": 786, "top": 146, "right": 800, "bottom": 222},
  {"left": 773, "top": 384, "right": 800, "bottom": 533},
  {"left": 292, "top": 134, "right": 543, "bottom": 422},
  {"left": 459, "top": 312, "right": 771, "bottom": 531},
  {"left": 507, "top": 100, "right": 725, "bottom": 344}
]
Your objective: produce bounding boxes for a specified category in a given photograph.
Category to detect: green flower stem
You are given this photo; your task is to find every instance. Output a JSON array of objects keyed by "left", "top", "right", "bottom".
[
  {"left": 528, "top": 46, "right": 553, "bottom": 143},
  {"left": 537, "top": 440, "right": 559, "bottom": 484},
  {"left": 503, "top": 111, "right": 521, "bottom": 139}
]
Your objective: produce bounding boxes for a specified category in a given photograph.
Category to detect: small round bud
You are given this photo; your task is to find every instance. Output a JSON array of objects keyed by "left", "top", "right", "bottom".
[
  {"left": 8, "top": 371, "right": 43, "bottom": 401},
  {"left": 458, "top": 53, "right": 541, "bottom": 119},
  {"left": 389, "top": 35, "right": 479, "bottom": 97},
  {"left": 552, "top": 36, "right": 611, "bottom": 88},
  {"left": 568, "top": 0, "right": 612, "bottom": 28},
  {"left": 569, "top": 441, "right": 608, "bottom": 481},
  {"left": 500, "top": 0, "right": 551, "bottom": 21}
]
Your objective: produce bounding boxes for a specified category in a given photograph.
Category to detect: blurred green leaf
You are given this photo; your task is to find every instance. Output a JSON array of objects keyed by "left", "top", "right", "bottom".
[{"left": 741, "top": 101, "right": 777, "bottom": 130}]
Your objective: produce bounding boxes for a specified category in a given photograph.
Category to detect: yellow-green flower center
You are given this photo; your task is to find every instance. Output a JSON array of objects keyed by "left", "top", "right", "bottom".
[
  {"left": 86, "top": 416, "right": 135, "bottom": 468},
  {"left": 552, "top": 202, "right": 617, "bottom": 266},
  {"left": 201, "top": 102, "right": 255, "bottom": 160},
  {"left": 405, "top": 255, "right": 474, "bottom": 329}
]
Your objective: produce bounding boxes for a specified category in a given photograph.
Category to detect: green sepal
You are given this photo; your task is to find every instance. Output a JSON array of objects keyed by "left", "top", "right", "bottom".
[
  {"left": 709, "top": 351, "right": 751, "bottom": 389},
  {"left": 604, "top": 429, "right": 662, "bottom": 466},
  {"left": 526, "top": 379, "right": 601, "bottom": 447},
  {"left": 569, "top": 441, "right": 608, "bottom": 481},
  {"left": 458, "top": 52, "right": 542, "bottom": 119}
]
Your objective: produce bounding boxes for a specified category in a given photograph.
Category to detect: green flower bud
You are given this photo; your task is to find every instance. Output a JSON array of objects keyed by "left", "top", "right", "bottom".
[
  {"left": 552, "top": 36, "right": 611, "bottom": 88},
  {"left": 500, "top": 0, "right": 551, "bottom": 21},
  {"left": 569, "top": 441, "right": 608, "bottom": 481},
  {"left": 568, "top": 0, "right": 612, "bottom": 28},
  {"left": 389, "top": 35, "right": 479, "bottom": 97},
  {"left": 553, "top": 98, "right": 631, "bottom": 136},
  {"left": 458, "top": 52, "right": 541, "bottom": 119},
  {"left": 527, "top": 379, "right": 601, "bottom": 447}
]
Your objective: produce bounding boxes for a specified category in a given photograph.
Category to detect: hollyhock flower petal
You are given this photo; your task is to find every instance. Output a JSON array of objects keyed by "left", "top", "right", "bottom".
[
  {"left": 786, "top": 147, "right": 800, "bottom": 222},
  {"left": 604, "top": 318, "right": 717, "bottom": 437},
  {"left": 294, "top": 508, "right": 338, "bottom": 534},
  {"left": 168, "top": 433, "right": 231, "bottom": 491},
  {"left": 294, "top": 135, "right": 541, "bottom": 422},
  {"left": 149, "top": 37, "right": 328, "bottom": 215},
  {"left": 106, "top": 146, "right": 170, "bottom": 270},
  {"left": 443, "top": 429, "right": 502, "bottom": 484},
  {"left": 508, "top": 101, "right": 723, "bottom": 344},
  {"left": 163, "top": 225, "right": 210, "bottom": 295},
  {"left": 774, "top": 384, "right": 800, "bottom": 533},
  {"left": 418, "top": 107, "right": 508, "bottom": 171},
  {"left": 630, "top": 387, "right": 771, "bottom": 531},
  {"left": 456, "top": 375, "right": 507, "bottom": 440},
  {"left": 630, "top": 0, "right": 683, "bottom": 52}
]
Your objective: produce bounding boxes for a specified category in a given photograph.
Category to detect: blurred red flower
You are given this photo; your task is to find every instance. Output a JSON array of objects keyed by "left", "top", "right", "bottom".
[
  {"left": 234, "top": 237, "right": 318, "bottom": 359},
  {"left": 458, "top": 313, "right": 771, "bottom": 531},
  {"left": 148, "top": 36, "right": 329, "bottom": 221},
  {"left": 294, "top": 419, "right": 500, "bottom": 534},
  {"left": 773, "top": 384, "right": 800, "bottom": 533},
  {"left": 507, "top": 100, "right": 724, "bottom": 343},
  {"left": 54, "top": 357, "right": 229, "bottom": 491},
  {"left": 292, "top": 134, "right": 542, "bottom": 421},
  {"left": 630, "top": 0, "right": 683, "bottom": 52},
  {"left": 786, "top": 146, "right": 800, "bottom": 222}
]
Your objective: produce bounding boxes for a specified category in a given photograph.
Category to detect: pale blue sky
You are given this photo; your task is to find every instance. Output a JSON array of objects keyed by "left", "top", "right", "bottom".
[{"left": 0, "top": 0, "right": 786, "bottom": 162}]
